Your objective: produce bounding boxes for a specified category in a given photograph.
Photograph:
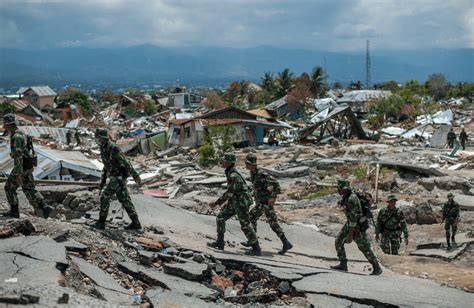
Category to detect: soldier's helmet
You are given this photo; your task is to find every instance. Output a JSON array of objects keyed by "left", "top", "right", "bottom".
[
  {"left": 387, "top": 194, "right": 398, "bottom": 202},
  {"left": 221, "top": 152, "right": 236, "bottom": 164},
  {"left": 337, "top": 179, "right": 350, "bottom": 190},
  {"left": 447, "top": 192, "right": 454, "bottom": 199},
  {"left": 2, "top": 113, "right": 17, "bottom": 125},
  {"left": 95, "top": 128, "right": 109, "bottom": 139},
  {"left": 245, "top": 153, "right": 257, "bottom": 165}
]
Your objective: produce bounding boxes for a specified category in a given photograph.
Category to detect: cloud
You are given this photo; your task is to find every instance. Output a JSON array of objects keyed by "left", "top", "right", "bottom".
[{"left": 0, "top": 0, "right": 472, "bottom": 50}]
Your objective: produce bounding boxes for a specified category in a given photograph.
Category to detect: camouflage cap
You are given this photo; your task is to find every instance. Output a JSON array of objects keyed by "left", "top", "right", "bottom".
[
  {"left": 337, "top": 179, "right": 350, "bottom": 189},
  {"left": 387, "top": 194, "right": 398, "bottom": 202},
  {"left": 95, "top": 128, "right": 109, "bottom": 139},
  {"left": 2, "top": 113, "right": 16, "bottom": 125},
  {"left": 221, "top": 152, "right": 236, "bottom": 164},
  {"left": 245, "top": 153, "right": 257, "bottom": 165},
  {"left": 447, "top": 192, "right": 454, "bottom": 199}
]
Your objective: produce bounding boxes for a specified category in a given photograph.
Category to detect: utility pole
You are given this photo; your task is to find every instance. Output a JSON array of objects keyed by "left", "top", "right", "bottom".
[{"left": 366, "top": 40, "right": 371, "bottom": 89}]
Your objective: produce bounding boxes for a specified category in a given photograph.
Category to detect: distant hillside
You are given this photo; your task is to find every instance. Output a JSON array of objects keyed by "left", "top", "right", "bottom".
[{"left": 0, "top": 45, "right": 472, "bottom": 90}]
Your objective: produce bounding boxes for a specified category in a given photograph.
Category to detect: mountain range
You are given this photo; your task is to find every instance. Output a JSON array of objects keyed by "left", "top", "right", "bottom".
[{"left": 0, "top": 45, "right": 472, "bottom": 90}]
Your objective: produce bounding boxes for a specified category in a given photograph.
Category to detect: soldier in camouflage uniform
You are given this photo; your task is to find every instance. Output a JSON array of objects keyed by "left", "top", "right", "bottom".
[
  {"left": 375, "top": 195, "right": 409, "bottom": 255},
  {"left": 442, "top": 193, "right": 460, "bottom": 249},
  {"left": 94, "top": 128, "right": 142, "bottom": 230},
  {"left": 2, "top": 114, "right": 53, "bottom": 219},
  {"left": 242, "top": 153, "right": 293, "bottom": 255},
  {"left": 207, "top": 152, "right": 261, "bottom": 256},
  {"left": 331, "top": 180, "right": 382, "bottom": 275}
]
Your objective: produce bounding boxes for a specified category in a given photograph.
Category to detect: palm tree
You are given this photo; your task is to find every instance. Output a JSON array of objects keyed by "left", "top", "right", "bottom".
[
  {"left": 310, "top": 66, "right": 325, "bottom": 98},
  {"left": 261, "top": 72, "right": 275, "bottom": 93},
  {"left": 276, "top": 68, "right": 294, "bottom": 97}
]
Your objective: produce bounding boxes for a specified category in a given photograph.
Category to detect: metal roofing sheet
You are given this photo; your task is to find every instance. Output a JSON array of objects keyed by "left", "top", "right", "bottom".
[{"left": 17, "top": 86, "right": 56, "bottom": 97}]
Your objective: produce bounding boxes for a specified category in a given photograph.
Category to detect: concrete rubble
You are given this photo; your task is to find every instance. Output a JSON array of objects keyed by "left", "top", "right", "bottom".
[{"left": 1, "top": 88, "right": 473, "bottom": 307}]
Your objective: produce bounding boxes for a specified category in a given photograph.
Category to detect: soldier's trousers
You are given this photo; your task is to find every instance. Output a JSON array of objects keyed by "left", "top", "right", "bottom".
[
  {"left": 250, "top": 203, "right": 285, "bottom": 240},
  {"left": 445, "top": 219, "right": 458, "bottom": 238},
  {"left": 380, "top": 231, "right": 401, "bottom": 255},
  {"left": 5, "top": 169, "right": 46, "bottom": 211},
  {"left": 335, "top": 224, "right": 378, "bottom": 264},
  {"left": 100, "top": 176, "right": 139, "bottom": 222},
  {"left": 216, "top": 202, "right": 258, "bottom": 245}
]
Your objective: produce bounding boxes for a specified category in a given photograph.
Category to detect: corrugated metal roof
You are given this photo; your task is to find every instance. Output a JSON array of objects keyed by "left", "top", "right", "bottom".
[
  {"left": 0, "top": 143, "right": 102, "bottom": 179},
  {"left": 337, "top": 90, "right": 391, "bottom": 103},
  {"left": 266, "top": 96, "right": 288, "bottom": 110},
  {"left": 17, "top": 86, "right": 57, "bottom": 97},
  {"left": 12, "top": 100, "right": 29, "bottom": 111},
  {"left": 247, "top": 108, "right": 273, "bottom": 119},
  {"left": 19, "top": 126, "right": 69, "bottom": 143}
]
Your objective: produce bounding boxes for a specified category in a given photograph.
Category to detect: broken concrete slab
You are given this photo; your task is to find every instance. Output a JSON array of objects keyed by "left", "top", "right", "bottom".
[
  {"left": 0, "top": 253, "right": 61, "bottom": 286},
  {"left": 418, "top": 176, "right": 472, "bottom": 193},
  {"left": 38, "top": 185, "right": 89, "bottom": 204},
  {"left": 71, "top": 257, "right": 132, "bottom": 304},
  {"left": 0, "top": 235, "right": 67, "bottom": 265},
  {"left": 416, "top": 233, "right": 474, "bottom": 248},
  {"left": 455, "top": 194, "right": 474, "bottom": 211},
  {"left": 307, "top": 294, "right": 371, "bottom": 308},
  {"left": 191, "top": 177, "right": 227, "bottom": 186},
  {"left": 411, "top": 244, "right": 468, "bottom": 261},
  {"left": 62, "top": 240, "right": 88, "bottom": 254},
  {"left": 261, "top": 166, "right": 310, "bottom": 178},
  {"left": 118, "top": 261, "right": 218, "bottom": 300},
  {"left": 146, "top": 289, "right": 219, "bottom": 308},
  {"left": 292, "top": 271, "right": 474, "bottom": 307},
  {"left": 163, "top": 262, "right": 208, "bottom": 281}
]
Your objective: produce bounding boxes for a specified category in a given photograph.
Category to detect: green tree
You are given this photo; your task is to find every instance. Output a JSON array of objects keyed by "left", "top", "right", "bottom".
[
  {"left": 382, "top": 80, "right": 400, "bottom": 92},
  {"left": 426, "top": 73, "right": 448, "bottom": 100},
  {"left": 310, "top": 66, "right": 327, "bottom": 97},
  {"left": 202, "top": 91, "right": 225, "bottom": 110},
  {"left": 0, "top": 102, "right": 16, "bottom": 116},
  {"left": 144, "top": 99, "right": 156, "bottom": 115},
  {"left": 261, "top": 72, "right": 276, "bottom": 94},
  {"left": 276, "top": 68, "right": 294, "bottom": 98},
  {"left": 57, "top": 87, "right": 91, "bottom": 114},
  {"left": 403, "top": 80, "right": 428, "bottom": 96},
  {"left": 204, "top": 124, "right": 237, "bottom": 158}
]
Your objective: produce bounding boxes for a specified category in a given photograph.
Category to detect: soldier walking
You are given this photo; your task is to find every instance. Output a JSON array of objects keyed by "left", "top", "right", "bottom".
[
  {"left": 460, "top": 128, "right": 468, "bottom": 150},
  {"left": 375, "top": 195, "right": 408, "bottom": 255},
  {"left": 242, "top": 153, "right": 293, "bottom": 255},
  {"left": 442, "top": 193, "right": 460, "bottom": 249},
  {"left": 331, "top": 180, "right": 382, "bottom": 275},
  {"left": 66, "top": 129, "right": 74, "bottom": 145},
  {"left": 94, "top": 128, "right": 142, "bottom": 230},
  {"left": 2, "top": 114, "right": 53, "bottom": 218},
  {"left": 207, "top": 153, "right": 261, "bottom": 256},
  {"left": 447, "top": 128, "right": 456, "bottom": 149}
]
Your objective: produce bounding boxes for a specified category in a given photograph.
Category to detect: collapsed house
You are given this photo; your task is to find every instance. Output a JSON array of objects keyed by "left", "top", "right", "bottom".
[
  {"left": 337, "top": 90, "right": 392, "bottom": 114},
  {"left": 265, "top": 96, "right": 304, "bottom": 120},
  {"left": 16, "top": 86, "right": 57, "bottom": 111},
  {"left": 298, "top": 105, "right": 368, "bottom": 142},
  {"left": 168, "top": 107, "right": 289, "bottom": 147},
  {"left": 0, "top": 144, "right": 102, "bottom": 181}
]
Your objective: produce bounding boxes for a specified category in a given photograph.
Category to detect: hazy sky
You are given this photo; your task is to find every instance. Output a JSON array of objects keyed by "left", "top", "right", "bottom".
[{"left": 1, "top": 0, "right": 472, "bottom": 51}]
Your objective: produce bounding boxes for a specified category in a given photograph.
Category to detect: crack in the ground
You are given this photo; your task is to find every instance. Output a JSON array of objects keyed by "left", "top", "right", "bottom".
[
  {"left": 10, "top": 254, "right": 25, "bottom": 277},
  {"left": 6, "top": 250, "right": 46, "bottom": 262},
  {"left": 305, "top": 291, "right": 398, "bottom": 308}
]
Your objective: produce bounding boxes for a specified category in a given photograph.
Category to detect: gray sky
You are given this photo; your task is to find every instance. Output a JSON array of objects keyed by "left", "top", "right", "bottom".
[{"left": 1, "top": 0, "right": 472, "bottom": 50}]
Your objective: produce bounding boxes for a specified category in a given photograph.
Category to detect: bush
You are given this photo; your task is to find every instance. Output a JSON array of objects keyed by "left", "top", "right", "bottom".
[
  {"left": 145, "top": 100, "right": 156, "bottom": 115},
  {"left": 0, "top": 102, "right": 16, "bottom": 116},
  {"left": 351, "top": 165, "right": 367, "bottom": 180},
  {"left": 198, "top": 144, "right": 216, "bottom": 167}
]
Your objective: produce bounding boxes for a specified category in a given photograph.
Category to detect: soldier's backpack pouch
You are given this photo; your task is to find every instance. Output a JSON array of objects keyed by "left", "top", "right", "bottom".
[{"left": 358, "top": 217, "right": 370, "bottom": 232}]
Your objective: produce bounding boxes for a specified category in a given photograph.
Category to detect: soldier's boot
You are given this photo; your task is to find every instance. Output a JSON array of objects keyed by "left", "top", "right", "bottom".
[
  {"left": 278, "top": 237, "right": 293, "bottom": 255},
  {"left": 446, "top": 234, "right": 451, "bottom": 249},
  {"left": 125, "top": 217, "right": 142, "bottom": 230},
  {"left": 4, "top": 204, "right": 20, "bottom": 218},
  {"left": 207, "top": 233, "right": 225, "bottom": 250},
  {"left": 40, "top": 202, "right": 54, "bottom": 219},
  {"left": 240, "top": 241, "right": 253, "bottom": 247},
  {"left": 330, "top": 260, "right": 348, "bottom": 272},
  {"left": 245, "top": 242, "right": 262, "bottom": 256},
  {"left": 93, "top": 217, "right": 106, "bottom": 230},
  {"left": 451, "top": 234, "right": 456, "bottom": 245},
  {"left": 370, "top": 261, "right": 383, "bottom": 276}
]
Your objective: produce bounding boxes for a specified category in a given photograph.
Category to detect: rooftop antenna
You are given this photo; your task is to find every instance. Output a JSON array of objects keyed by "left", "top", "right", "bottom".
[{"left": 366, "top": 40, "right": 371, "bottom": 89}]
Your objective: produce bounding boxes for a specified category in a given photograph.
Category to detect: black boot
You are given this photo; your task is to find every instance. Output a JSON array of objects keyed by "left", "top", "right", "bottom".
[
  {"left": 93, "top": 218, "right": 106, "bottom": 230},
  {"left": 41, "top": 203, "right": 54, "bottom": 219},
  {"left": 278, "top": 237, "right": 293, "bottom": 255},
  {"left": 4, "top": 204, "right": 20, "bottom": 218},
  {"left": 207, "top": 233, "right": 225, "bottom": 250},
  {"left": 240, "top": 241, "right": 252, "bottom": 247},
  {"left": 330, "top": 260, "right": 348, "bottom": 271},
  {"left": 370, "top": 262, "right": 383, "bottom": 275},
  {"left": 245, "top": 242, "right": 262, "bottom": 256},
  {"left": 451, "top": 234, "right": 456, "bottom": 245},
  {"left": 125, "top": 218, "right": 142, "bottom": 230},
  {"left": 446, "top": 234, "right": 451, "bottom": 249}
]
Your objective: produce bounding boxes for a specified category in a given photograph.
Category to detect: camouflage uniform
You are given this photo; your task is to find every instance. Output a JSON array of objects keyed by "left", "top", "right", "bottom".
[
  {"left": 66, "top": 129, "right": 73, "bottom": 145},
  {"left": 376, "top": 202, "right": 408, "bottom": 255},
  {"left": 335, "top": 190, "right": 379, "bottom": 264},
  {"left": 97, "top": 129, "right": 140, "bottom": 225},
  {"left": 249, "top": 168, "right": 284, "bottom": 237},
  {"left": 3, "top": 114, "right": 50, "bottom": 217},
  {"left": 214, "top": 165, "right": 257, "bottom": 245},
  {"left": 442, "top": 193, "right": 460, "bottom": 247},
  {"left": 460, "top": 129, "right": 468, "bottom": 150},
  {"left": 447, "top": 129, "right": 456, "bottom": 149}
]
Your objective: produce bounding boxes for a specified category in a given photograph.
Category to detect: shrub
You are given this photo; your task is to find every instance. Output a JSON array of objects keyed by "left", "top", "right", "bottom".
[{"left": 198, "top": 144, "right": 216, "bottom": 167}]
